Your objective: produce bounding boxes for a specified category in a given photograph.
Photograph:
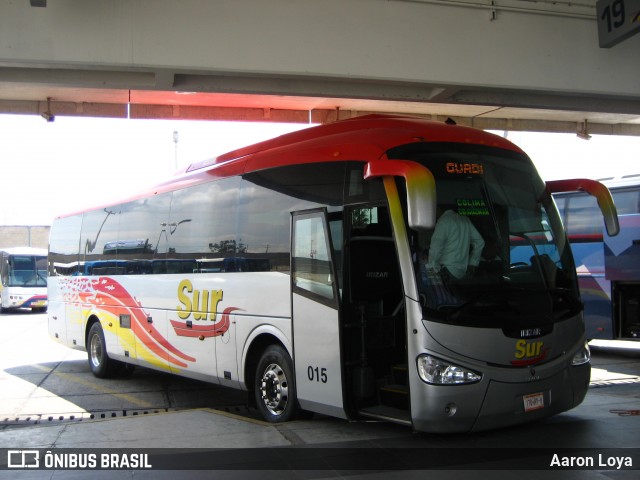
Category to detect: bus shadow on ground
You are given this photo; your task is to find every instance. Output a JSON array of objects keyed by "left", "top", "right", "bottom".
[
  {"left": 2, "top": 359, "right": 254, "bottom": 428},
  {"left": 0, "top": 308, "right": 45, "bottom": 315}
]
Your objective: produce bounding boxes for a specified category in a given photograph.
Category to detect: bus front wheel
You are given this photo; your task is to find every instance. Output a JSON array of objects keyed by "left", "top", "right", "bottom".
[
  {"left": 254, "top": 345, "right": 298, "bottom": 423},
  {"left": 87, "top": 322, "right": 117, "bottom": 378}
]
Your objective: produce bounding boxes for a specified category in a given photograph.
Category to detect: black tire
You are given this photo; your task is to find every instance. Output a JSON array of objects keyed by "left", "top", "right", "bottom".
[
  {"left": 87, "top": 322, "right": 118, "bottom": 378},
  {"left": 254, "top": 345, "right": 298, "bottom": 423}
]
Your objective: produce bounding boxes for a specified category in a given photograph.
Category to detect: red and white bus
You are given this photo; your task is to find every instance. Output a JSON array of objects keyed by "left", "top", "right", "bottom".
[{"left": 48, "top": 115, "right": 617, "bottom": 432}]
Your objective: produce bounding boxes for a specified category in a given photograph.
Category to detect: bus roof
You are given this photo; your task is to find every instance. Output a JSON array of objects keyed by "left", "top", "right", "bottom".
[
  {"left": 0, "top": 247, "right": 47, "bottom": 256},
  {"left": 55, "top": 114, "right": 525, "bottom": 219},
  {"left": 186, "top": 114, "right": 522, "bottom": 174},
  {"left": 596, "top": 174, "right": 640, "bottom": 189},
  {"left": 552, "top": 174, "right": 640, "bottom": 197}
]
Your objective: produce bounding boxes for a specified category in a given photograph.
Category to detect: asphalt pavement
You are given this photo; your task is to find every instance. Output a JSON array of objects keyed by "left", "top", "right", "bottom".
[{"left": 0, "top": 329, "right": 638, "bottom": 479}]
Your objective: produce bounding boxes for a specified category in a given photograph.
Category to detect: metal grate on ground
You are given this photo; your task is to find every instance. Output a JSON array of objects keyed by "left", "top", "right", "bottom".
[{"left": 1, "top": 408, "right": 174, "bottom": 428}]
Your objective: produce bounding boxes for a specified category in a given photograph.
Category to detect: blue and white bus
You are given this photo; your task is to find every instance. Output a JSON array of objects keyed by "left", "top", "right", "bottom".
[
  {"left": 553, "top": 174, "right": 640, "bottom": 340},
  {"left": 0, "top": 247, "right": 48, "bottom": 312}
]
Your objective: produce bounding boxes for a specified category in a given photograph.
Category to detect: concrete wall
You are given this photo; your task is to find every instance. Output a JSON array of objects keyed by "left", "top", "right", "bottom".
[{"left": 0, "top": 226, "right": 50, "bottom": 250}]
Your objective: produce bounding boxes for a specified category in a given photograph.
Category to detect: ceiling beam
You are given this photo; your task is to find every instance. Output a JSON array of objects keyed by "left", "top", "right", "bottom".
[{"left": 2, "top": 98, "right": 639, "bottom": 136}]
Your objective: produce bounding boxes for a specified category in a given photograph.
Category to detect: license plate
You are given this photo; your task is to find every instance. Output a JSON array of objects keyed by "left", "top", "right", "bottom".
[
  {"left": 33, "top": 300, "right": 46, "bottom": 307},
  {"left": 523, "top": 392, "right": 545, "bottom": 412}
]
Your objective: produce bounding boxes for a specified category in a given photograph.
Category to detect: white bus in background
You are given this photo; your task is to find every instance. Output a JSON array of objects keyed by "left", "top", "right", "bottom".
[{"left": 0, "top": 247, "right": 48, "bottom": 312}]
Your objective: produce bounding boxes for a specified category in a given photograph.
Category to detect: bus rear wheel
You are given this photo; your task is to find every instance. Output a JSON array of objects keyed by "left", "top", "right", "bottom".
[
  {"left": 254, "top": 345, "right": 298, "bottom": 423},
  {"left": 87, "top": 322, "right": 117, "bottom": 378}
]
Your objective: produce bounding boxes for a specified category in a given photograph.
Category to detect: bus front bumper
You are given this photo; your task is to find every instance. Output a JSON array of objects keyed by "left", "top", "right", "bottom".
[
  {"left": 411, "top": 362, "right": 591, "bottom": 433},
  {"left": 5, "top": 295, "right": 48, "bottom": 309}
]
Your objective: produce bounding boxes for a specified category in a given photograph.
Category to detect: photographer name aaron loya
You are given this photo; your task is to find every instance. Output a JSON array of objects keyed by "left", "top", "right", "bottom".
[{"left": 550, "top": 453, "right": 633, "bottom": 469}]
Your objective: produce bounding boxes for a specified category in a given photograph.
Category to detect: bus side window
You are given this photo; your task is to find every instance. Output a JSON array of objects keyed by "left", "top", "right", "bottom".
[
  {"left": 613, "top": 189, "right": 640, "bottom": 215},
  {"left": 553, "top": 196, "right": 567, "bottom": 225},
  {"left": 565, "top": 193, "right": 601, "bottom": 237}
]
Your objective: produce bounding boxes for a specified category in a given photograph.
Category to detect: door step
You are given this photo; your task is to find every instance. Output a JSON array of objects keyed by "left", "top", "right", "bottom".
[
  {"left": 391, "top": 364, "right": 408, "bottom": 385},
  {"left": 378, "top": 364, "right": 409, "bottom": 410},
  {"left": 379, "top": 384, "right": 409, "bottom": 410},
  {"left": 358, "top": 405, "right": 412, "bottom": 425}
]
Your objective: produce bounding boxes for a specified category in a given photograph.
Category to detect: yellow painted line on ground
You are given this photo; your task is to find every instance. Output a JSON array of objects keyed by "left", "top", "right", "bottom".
[
  {"left": 33, "top": 364, "right": 156, "bottom": 409},
  {"left": 30, "top": 365, "right": 278, "bottom": 425},
  {"left": 202, "top": 408, "right": 273, "bottom": 426}
]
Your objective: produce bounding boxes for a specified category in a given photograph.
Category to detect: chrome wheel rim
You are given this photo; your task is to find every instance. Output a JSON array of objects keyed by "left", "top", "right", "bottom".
[
  {"left": 259, "top": 363, "right": 289, "bottom": 416},
  {"left": 89, "top": 332, "right": 103, "bottom": 369}
]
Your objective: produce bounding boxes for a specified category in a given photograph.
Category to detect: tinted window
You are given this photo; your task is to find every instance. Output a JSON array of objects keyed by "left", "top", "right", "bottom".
[
  {"left": 49, "top": 215, "right": 82, "bottom": 276},
  {"left": 116, "top": 193, "right": 172, "bottom": 274},
  {"left": 391, "top": 142, "right": 578, "bottom": 327},
  {"left": 558, "top": 187, "right": 640, "bottom": 239},
  {"left": 241, "top": 162, "right": 351, "bottom": 272},
  {"left": 613, "top": 188, "right": 640, "bottom": 215},
  {"left": 8, "top": 255, "right": 47, "bottom": 287},
  {"left": 49, "top": 161, "right": 364, "bottom": 277},
  {"left": 553, "top": 196, "right": 566, "bottom": 223},
  {"left": 565, "top": 194, "right": 600, "bottom": 237},
  {"left": 168, "top": 177, "right": 241, "bottom": 271},
  {"left": 293, "top": 214, "right": 335, "bottom": 302},
  {"left": 237, "top": 179, "right": 293, "bottom": 271},
  {"left": 80, "top": 208, "right": 120, "bottom": 274}
]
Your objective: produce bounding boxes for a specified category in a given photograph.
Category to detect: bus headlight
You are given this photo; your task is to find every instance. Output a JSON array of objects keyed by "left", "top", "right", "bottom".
[
  {"left": 572, "top": 342, "right": 591, "bottom": 366},
  {"left": 417, "top": 354, "right": 482, "bottom": 385}
]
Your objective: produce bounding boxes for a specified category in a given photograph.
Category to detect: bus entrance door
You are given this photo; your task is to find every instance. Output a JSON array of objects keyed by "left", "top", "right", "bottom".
[{"left": 291, "top": 210, "right": 346, "bottom": 419}]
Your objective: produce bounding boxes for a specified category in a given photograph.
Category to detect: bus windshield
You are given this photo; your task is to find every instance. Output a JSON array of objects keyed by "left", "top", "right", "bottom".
[
  {"left": 391, "top": 143, "right": 579, "bottom": 329},
  {"left": 7, "top": 255, "right": 48, "bottom": 287}
]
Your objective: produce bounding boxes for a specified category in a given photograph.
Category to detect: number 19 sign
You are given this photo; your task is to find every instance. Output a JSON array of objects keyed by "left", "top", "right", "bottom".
[{"left": 597, "top": 0, "right": 640, "bottom": 48}]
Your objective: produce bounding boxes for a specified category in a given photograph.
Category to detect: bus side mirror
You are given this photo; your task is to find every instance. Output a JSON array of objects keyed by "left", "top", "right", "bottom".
[
  {"left": 546, "top": 178, "right": 620, "bottom": 237},
  {"left": 364, "top": 159, "right": 436, "bottom": 230}
]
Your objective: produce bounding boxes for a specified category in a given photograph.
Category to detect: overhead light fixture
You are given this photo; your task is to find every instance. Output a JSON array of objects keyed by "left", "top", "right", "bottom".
[
  {"left": 41, "top": 97, "right": 55, "bottom": 123},
  {"left": 577, "top": 119, "right": 591, "bottom": 140}
]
